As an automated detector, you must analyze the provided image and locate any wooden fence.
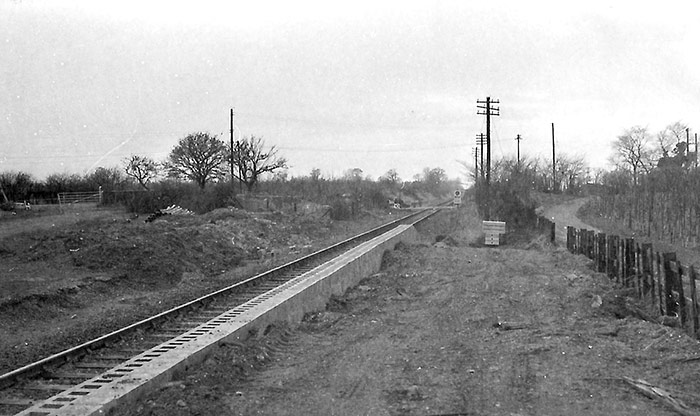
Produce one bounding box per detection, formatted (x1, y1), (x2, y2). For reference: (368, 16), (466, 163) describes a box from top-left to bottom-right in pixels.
(566, 226), (700, 338)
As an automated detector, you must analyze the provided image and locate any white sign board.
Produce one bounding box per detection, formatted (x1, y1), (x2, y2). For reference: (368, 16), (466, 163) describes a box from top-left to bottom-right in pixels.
(482, 221), (506, 234)
(482, 221), (506, 246)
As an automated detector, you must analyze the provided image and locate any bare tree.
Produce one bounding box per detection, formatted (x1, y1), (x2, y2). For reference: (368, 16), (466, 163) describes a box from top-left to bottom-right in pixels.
(231, 135), (287, 192)
(168, 132), (227, 189)
(557, 154), (588, 193)
(124, 155), (159, 190)
(656, 121), (688, 157)
(610, 126), (653, 186)
(379, 168), (401, 189)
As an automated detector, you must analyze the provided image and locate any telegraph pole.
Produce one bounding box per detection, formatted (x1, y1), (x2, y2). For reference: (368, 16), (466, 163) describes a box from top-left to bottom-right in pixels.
(477, 97), (500, 185)
(230, 108), (235, 185)
(473, 147), (479, 182)
(551, 123), (556, 192)
(515, 134), (523, 166)
(476, 133), (486, 180)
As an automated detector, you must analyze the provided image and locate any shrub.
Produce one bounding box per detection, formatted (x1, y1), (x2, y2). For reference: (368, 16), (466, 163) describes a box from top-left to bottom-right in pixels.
(328, 197), (353, 220)
(474, 181), (537, 229)
(0, 202), (15, 212)
(119, 181), (238, 214)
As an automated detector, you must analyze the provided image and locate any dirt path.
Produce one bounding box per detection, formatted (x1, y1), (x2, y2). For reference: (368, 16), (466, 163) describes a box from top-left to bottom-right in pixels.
(543, 197), (599, 244)
(111, 204), (700, 416)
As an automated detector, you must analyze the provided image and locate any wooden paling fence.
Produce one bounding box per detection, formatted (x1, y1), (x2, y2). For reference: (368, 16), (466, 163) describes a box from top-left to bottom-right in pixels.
(566, 226), (700, 338)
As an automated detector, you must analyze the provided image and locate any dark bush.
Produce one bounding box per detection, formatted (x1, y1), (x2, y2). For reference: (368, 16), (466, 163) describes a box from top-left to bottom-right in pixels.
(474, 181), (537, 229)
(114, 181), (237, 214)
(328, 197), (353, 220)
(0, 202), (15, 212)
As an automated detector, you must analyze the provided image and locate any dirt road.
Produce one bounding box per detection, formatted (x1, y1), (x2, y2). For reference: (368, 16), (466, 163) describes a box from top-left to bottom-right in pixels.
(543, 197), (599, 244)
(112, 202), (700, 416)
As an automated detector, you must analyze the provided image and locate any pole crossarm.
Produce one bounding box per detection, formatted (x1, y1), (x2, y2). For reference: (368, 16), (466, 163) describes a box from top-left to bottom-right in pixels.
(476, 97), (500, 187)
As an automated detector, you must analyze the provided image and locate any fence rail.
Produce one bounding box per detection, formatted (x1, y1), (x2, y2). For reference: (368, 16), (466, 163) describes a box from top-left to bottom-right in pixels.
(566, 226), (700, 338)
(57, 188), (103, 207)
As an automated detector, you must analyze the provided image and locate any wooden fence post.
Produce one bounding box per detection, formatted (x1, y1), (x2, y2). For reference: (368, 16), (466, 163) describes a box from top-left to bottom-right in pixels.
(656, 252), (664, 315)
(577, 229), (584, 255)
(662, 253), (678, 316)
(633, 243), (641, 298)
(611, 236), (619, 282)
(595, 233), (605, 273)
(601, 233), (607, 271)
(605, 234), (611, 278)
(689, 265), (699, 338)
(627, 239), (636, 288)
(549, 220), (555, 244)
(618, 238), (624, 286)
(676, 262), (687, 328)
(641, 243), (653, 300)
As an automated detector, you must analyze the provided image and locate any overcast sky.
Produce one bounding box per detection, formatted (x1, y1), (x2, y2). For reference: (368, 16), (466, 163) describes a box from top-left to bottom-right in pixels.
(2, 0), (699, 183)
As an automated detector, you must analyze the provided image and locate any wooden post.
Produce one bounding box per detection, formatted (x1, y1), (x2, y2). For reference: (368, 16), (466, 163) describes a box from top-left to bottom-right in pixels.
(618, 239), (624, 286)
(656, 252), (664, 315)
(595, 233), (601, 272)
(625, 239), (635, 288)
(611, 236), (619, 282)
(605, 234), (611, 278)
(677, 262), (687, 329)
(566, 226), (572, 251)
(549, 220), (555, 244)
(599, 233), (607, 273)
(641, 243), (653, 299)
(662, 253), (678, 316)
(594, 233), (599, 271)
(633, 243), (641, 298)
(576, 229), (583, 255)
(689, 265), (699, 337)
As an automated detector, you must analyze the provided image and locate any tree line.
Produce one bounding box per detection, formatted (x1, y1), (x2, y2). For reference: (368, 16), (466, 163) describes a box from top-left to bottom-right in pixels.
(1, 131), (459, 214)
(0, 132), (287, 204)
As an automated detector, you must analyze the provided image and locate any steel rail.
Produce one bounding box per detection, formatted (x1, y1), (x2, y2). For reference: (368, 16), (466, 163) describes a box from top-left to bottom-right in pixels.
(0, 206), (441, 389)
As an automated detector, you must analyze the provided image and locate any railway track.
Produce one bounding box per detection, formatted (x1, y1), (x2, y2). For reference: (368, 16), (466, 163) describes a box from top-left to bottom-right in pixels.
(0, 206), (447, 415)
